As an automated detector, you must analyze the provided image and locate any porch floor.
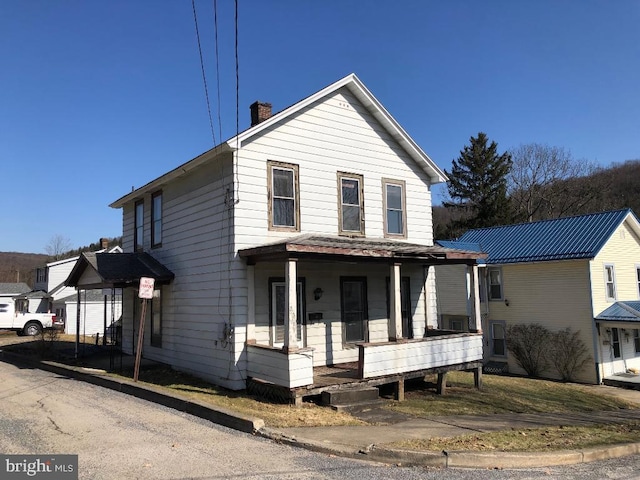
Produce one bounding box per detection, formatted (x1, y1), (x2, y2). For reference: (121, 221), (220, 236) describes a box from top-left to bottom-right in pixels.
(603, 372), (640, 390)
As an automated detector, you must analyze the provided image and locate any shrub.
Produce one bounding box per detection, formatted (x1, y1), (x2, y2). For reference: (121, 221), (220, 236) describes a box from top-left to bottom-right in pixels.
(549, 328), (591, 382)
(506, 323), (550, 377)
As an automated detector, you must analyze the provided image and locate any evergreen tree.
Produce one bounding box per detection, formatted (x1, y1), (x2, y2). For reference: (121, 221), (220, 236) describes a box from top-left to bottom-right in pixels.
(444, 132), (513, 235)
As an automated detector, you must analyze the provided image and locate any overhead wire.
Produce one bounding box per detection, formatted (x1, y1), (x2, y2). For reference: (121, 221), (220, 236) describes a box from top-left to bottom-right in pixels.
(213, 0), (223, 143)
(192, 0), (217, 145)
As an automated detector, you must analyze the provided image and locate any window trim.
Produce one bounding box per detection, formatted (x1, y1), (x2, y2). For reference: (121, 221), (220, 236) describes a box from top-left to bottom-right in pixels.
(604, 264), (617, 301)
(636, 265), (640, 299)
(611, 327), (621, 358)
(382, 178), (407, 238)
(487, 267), (503, 301)
(267, 161), (300, 231)
(337, 172), (365, 236)
(489, 320), (507, 357)
(150, 287), (162, 348)
(151, 190), (162, 248)
(134, 199), (144, 252)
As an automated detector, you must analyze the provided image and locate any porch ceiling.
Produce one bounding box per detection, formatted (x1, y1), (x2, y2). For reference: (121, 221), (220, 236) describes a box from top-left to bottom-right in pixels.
(238, 234), (486, 265)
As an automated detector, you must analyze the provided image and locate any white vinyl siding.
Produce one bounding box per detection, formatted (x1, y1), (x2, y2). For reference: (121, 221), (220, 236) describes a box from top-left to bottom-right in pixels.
(120, 154), (247, 390)
(233, 87), (435, 248)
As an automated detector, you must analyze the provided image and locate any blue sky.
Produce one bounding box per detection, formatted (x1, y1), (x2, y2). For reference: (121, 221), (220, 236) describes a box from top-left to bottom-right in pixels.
(1, 1), (639, 253)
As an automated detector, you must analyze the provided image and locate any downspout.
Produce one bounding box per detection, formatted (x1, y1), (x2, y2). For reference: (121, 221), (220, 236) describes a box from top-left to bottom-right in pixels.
(588, 259), (602, 384)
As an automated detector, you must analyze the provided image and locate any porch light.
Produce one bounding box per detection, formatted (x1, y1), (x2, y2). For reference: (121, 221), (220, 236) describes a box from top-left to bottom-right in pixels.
(504, 299), (510, 307)
(314, 288), (323, 300)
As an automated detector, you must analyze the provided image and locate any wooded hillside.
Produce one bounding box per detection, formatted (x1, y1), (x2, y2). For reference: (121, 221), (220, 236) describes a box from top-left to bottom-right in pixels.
(0, 252), (49, 287)
(434, 159), (640, 239)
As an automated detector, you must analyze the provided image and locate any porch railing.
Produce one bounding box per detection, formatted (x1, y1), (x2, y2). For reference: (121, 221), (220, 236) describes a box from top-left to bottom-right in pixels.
(358, 332), (483, 379)
(246, 344), (314, 388)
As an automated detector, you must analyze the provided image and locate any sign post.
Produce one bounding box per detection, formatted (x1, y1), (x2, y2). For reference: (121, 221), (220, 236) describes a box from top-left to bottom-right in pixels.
(133, 277), (155, 382)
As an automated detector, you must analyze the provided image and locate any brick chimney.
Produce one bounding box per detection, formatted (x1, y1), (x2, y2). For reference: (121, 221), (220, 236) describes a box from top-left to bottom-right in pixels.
(250, 101), (272, 126)
(100, 238), (109, 250)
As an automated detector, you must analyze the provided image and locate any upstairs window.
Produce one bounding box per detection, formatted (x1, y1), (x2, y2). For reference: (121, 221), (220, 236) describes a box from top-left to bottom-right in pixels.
(338, 172), (364, 235)
(268, 161), (299, 231)
(383, 179), (406, 238)
(488, 267), (503, 300)
(134, 200), (144, 251)
(151, 191), (162, 248)
(636, 266), (640, 299)
(36, 268), (48, 284)
(604, 264), (616, 301)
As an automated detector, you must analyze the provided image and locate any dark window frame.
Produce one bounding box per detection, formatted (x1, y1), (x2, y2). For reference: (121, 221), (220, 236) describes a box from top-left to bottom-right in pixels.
(134, 200), (144, 252)
(382, 178), (407, 238)
(490, 320), (507, 357)
(150, 287), (162, 348)
(151, 191), (162, 248)
(340, 276), (369, 344)
(337, 172), (365, 236)
(267, 161), (300, 231)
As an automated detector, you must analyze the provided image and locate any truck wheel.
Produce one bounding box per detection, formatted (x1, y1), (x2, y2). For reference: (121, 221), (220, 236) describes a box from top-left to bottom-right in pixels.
(23, 322), (42, 336)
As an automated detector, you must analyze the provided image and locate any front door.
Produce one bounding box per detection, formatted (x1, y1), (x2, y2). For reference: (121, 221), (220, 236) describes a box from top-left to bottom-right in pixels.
(270, 279), (305, 348)
(341, 277), (368, 343)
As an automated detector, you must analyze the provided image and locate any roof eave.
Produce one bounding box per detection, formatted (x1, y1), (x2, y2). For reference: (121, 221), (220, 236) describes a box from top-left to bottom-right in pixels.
(227, 73), (448, 185)
(110, 143), (232, 209)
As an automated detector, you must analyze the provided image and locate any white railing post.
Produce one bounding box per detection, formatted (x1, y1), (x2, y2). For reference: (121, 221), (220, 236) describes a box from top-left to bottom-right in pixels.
(390, 263), (403, 340)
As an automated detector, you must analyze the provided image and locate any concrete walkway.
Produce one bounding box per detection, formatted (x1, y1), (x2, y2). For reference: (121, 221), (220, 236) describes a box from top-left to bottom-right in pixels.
(2, 347), (640, 469)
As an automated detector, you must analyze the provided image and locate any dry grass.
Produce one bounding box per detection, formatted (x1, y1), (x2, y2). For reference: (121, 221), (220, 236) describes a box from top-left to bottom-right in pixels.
(384, 371), (635, 417)
(115, 367), (365, 428)
(390, 421), (640, 452)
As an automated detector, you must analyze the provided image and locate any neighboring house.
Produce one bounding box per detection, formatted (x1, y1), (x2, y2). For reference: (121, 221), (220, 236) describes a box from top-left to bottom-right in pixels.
(436, 209), (640, 384)
(66, 74), (484, 402)
(32, 240), (123, 335)
(0, 283), (31, 301)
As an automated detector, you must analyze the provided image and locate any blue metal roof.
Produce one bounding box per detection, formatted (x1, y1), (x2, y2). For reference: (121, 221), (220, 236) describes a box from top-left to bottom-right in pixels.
(596, 301), (640, 322)
(457, 209), (635, 264)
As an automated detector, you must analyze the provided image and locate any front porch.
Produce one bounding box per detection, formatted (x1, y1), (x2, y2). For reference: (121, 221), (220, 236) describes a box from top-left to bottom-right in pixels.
(246, 330), (484, 405)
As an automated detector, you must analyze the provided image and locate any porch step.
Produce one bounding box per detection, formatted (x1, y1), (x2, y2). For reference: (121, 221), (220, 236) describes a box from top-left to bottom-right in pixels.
(321, 387), (380, 410)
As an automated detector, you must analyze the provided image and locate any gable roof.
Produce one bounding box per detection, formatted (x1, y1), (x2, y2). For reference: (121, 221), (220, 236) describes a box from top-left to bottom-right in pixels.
(0, 282), (32, 296)
(110, 73), (446, 209)
(65, 252), (174, 289)
(456, 209), (639, 264)
(596, 301), (640, 322)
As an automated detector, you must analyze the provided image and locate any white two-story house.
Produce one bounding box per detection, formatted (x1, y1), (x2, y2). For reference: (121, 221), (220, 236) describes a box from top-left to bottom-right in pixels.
(66, 74), (484, 403)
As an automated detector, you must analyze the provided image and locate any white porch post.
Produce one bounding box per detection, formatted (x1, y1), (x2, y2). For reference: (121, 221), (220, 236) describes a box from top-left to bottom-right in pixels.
(246, 265), (256, 344)
(465, 266), (472, 330)
(390, 263), (403, 340)
(284, 258), (298, 352)
(472, 264), (482, 333)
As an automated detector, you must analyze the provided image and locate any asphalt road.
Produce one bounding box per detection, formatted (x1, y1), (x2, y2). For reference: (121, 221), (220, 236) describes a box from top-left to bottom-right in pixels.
(1, 360), (640, 480)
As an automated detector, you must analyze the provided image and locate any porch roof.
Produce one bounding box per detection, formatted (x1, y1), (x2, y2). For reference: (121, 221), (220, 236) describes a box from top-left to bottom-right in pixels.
(238, 234), (486, 265)
(596, 301), (640, 323)
(65, 252), (175, 290)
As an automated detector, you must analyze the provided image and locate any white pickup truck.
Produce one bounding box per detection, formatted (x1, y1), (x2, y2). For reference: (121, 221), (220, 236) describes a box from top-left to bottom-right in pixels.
(0, 298), (61, 336)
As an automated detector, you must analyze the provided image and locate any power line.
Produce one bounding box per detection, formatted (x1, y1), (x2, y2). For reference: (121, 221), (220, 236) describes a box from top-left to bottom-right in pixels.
(213, 0), (223, 143)
(192, 0), (216, 145)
